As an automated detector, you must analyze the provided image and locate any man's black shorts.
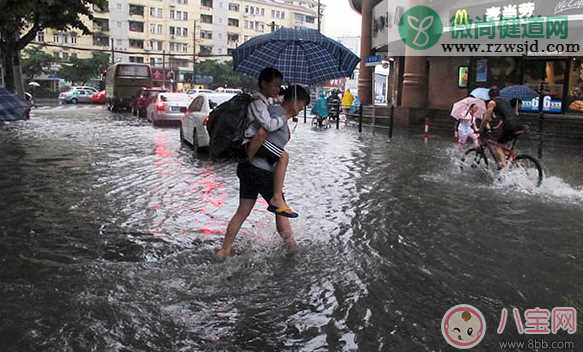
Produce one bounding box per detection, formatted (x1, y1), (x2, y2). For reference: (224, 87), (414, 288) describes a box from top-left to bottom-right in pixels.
(237, 161), (274, 201)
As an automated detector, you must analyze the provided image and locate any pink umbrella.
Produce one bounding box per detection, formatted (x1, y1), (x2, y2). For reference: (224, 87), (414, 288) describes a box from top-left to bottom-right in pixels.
(450, 97), (486, 121)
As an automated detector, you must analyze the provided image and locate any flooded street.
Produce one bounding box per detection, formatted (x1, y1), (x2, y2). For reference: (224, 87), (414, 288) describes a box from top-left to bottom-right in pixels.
(1, 105), (582, 351)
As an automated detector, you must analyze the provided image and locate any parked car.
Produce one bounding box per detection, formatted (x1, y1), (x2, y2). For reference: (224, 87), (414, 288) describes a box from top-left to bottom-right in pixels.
(105, 63), (152, 112)
(215, 87), (242, 94)
(132, 87), (167, 118)
(146, 92), (194, 127)
(180, 93), (235, 151)
(59, 87), (98, 104)
(187, 88), (214, 95)
(90, 90), (107, 104)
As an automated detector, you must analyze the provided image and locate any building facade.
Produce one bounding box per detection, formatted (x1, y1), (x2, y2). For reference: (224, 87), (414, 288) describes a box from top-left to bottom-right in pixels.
(32, 0), (320, 73)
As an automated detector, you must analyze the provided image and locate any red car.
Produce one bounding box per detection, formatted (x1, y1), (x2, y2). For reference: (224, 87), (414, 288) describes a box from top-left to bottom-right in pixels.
(91, 90), (106, 104)
(132, 87), (167, 118)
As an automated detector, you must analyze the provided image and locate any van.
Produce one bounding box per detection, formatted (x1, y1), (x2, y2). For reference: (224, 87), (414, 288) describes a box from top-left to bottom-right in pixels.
(105, 63), (152, 112)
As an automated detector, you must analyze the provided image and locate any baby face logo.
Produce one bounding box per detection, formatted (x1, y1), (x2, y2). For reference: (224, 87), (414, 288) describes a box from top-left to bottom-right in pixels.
(442, 304), (487, 349)
(398, 5), (443, 50)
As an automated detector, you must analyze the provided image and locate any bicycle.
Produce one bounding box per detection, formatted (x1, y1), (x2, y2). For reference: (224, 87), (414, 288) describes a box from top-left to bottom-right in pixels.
(460, 129), (544, 187)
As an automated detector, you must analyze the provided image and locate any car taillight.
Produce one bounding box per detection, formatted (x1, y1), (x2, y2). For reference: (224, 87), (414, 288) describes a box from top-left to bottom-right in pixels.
(156, 102), (165, 112)
(203, 116), (209, 126)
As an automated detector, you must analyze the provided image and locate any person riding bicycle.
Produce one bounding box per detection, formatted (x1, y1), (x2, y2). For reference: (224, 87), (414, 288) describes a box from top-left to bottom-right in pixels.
(479, 87), (526, 169)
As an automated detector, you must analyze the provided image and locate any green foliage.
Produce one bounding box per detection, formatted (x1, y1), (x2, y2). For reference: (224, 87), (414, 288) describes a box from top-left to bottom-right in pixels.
(194, 60), (256, 90)
(0, 0), (107, 50)
(21, 46), (56, 80)
(58, 52), (110, 84)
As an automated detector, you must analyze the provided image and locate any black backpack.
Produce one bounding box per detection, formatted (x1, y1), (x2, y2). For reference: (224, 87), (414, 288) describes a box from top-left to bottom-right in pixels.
(207, 93), (255, 159)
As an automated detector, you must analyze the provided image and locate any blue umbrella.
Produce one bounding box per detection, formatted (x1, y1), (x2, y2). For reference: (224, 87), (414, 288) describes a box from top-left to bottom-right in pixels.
(470, 87), (491, 101)
(233, 28), (360, 85)
(0, 88), (30, 121)
(500, 85), (539, 101)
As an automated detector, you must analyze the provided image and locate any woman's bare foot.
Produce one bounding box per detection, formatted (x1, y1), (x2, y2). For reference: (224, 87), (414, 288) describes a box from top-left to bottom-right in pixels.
(216, 247), (233, 258)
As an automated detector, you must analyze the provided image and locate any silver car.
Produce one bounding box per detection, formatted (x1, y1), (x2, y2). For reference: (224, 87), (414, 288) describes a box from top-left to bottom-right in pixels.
(180, 93), (235, 152)
(58, 87), (98, 104)
(146, 93), (194, 127)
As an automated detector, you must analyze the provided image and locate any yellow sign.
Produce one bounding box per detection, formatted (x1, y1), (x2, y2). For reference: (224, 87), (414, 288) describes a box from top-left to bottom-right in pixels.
(453, 9), (470, 26)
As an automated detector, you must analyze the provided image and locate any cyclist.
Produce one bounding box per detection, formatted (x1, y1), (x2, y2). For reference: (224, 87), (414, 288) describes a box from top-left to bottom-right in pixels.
(479, 87), (526, 169)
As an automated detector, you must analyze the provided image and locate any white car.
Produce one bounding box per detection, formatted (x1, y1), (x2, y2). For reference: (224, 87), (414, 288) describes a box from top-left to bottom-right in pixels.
(146, 92), (194, 127)
(215, 87), (242, 94)
(187, 88), (214, 95)
(59, 86), (99, 104)
(180, 93), (235, 152)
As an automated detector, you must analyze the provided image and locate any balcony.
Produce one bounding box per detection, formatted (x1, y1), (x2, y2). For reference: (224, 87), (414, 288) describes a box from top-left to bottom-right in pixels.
(129, 4), (145, 17)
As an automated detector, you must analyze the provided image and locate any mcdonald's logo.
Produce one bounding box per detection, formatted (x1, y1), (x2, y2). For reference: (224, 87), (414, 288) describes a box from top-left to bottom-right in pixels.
(453, 9), (470, 26)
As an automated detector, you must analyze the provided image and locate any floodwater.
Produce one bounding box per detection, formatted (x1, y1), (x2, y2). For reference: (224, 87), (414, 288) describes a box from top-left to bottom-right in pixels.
(1, 105), (582, 351)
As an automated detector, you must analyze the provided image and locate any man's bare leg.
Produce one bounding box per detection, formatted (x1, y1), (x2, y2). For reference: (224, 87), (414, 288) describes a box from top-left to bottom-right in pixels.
(495, 146), (507, 169)
(216, 198), (256, 257)
(247, 128), (268, 159)
(276, 215), (297, 253)
(270, 151), (290, 209)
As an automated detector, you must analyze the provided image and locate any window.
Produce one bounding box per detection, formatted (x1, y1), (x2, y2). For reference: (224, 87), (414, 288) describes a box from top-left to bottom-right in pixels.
(157, 24), (163, 34)
(70, 33), (77, 44)
(272, 10), (275, 18)
(201, 30), (213, 39)
(118, 65), (149, 77)
(227, 33), (239, 42)
(93, 35), (109, 47)
(250, 7), (254, 15)
(281, 11), (285, 19)
(189, 96), (205, 112)
(170, 10), (175, 19)
(150, 24), (156, 33)
(150, 40), (162, 51)
(183, 11), (188, 20)
(228, 18), (239, 27)
(183, 28), (188, 37)
(229, 3), (239, 11)
(305, 16), (315, 24)
(36, 31), (44, 42)
(261, 8), (264, 16)
(93, 2), (108, 13)
(177, 0), (188, 4)
(150, 7), (162, 17)
(94, 18), (109, 32)
(129, 21), (144, 32)
(62, 52), (69, 59)
(129, 56), (144, 63)
(201, 0), (212, 7)
(129, 4), (144, 16)
(244, 20), (249, 29)
(201, 14), (213, 24)
(227, 48), (235, 55)
(200, 46), (212, 55)
(129, 39), (144, 49)
(169, 26), (175, 35)
(245, 6), (249, 14)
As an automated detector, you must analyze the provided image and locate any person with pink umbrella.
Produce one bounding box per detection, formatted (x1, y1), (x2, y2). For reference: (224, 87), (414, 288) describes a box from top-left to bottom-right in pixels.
(450, 97), (486, 148)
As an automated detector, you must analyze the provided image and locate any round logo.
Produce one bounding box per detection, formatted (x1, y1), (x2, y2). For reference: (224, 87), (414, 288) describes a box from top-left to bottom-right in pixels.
(441, 304), (486, 349)
(398, 5), (443, 50)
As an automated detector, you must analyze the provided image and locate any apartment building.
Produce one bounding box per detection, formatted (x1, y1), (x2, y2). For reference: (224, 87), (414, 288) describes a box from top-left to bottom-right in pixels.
(31, 0), (322, 82)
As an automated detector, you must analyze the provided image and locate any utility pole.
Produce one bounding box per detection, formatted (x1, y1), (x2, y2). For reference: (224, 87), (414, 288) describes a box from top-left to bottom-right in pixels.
(110, 38), (115, 63)
(162, 50), (166, 89)
(192, 19), (197, 89)
(317, 0), (321, 32)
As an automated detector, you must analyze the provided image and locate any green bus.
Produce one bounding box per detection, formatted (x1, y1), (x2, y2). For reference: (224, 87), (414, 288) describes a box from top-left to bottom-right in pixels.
(105, 63), (152, 112)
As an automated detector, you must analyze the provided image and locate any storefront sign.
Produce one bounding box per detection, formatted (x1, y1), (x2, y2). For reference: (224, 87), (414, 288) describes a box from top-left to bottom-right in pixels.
(458, 66), (469, 88)
(366, 55), (384, 67)
(520, 96), (563, 113)
(476, 59), (488, 82)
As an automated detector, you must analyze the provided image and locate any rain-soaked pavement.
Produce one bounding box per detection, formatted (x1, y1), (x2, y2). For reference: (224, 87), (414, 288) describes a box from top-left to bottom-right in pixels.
(0, 104), (582, 351)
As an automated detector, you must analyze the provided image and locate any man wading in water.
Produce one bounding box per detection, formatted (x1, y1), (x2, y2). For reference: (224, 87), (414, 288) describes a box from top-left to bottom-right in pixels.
(216, 85), (311, 257)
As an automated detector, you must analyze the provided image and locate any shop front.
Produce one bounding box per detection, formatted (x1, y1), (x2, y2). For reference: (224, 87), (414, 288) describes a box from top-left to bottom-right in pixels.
(465, 56), (583, 116)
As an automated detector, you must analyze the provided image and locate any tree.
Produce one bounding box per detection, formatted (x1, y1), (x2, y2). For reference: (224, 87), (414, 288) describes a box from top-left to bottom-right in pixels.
(58, 52), (110, 85)
(0, 0), (106, 95)
(21, 46), (56, 80)
(194, 60), (256, 90)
